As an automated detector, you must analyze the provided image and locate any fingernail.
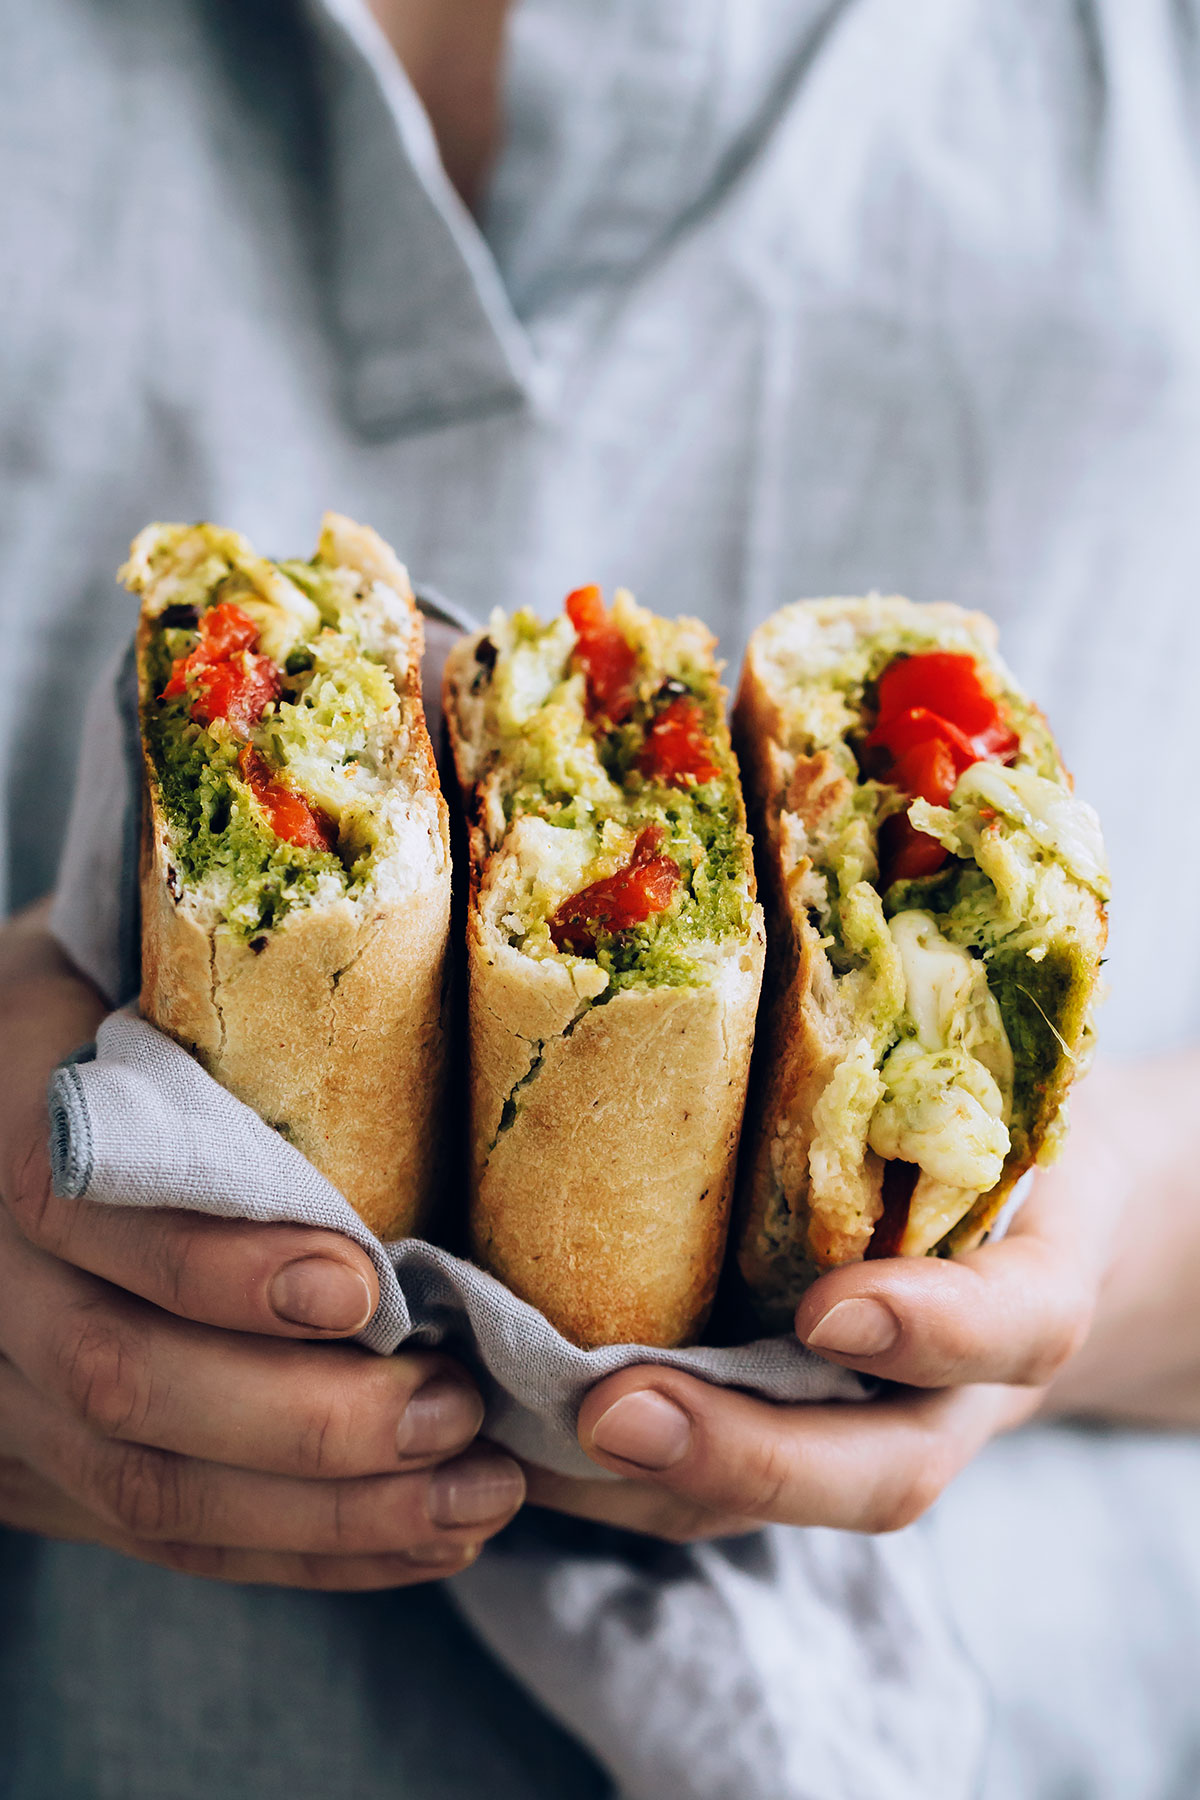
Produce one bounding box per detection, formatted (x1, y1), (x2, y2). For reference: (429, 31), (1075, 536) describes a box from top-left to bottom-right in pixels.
(268, 1258), (374, 1332)
(396, 1378), (484, 1458)
(429, 1457), (524, 1528)
(804, 1298), (900, 1358)
(589, 1391), (692, 1471)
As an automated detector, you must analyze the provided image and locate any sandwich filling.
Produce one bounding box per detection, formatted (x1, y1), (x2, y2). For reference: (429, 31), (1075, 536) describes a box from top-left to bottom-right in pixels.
(456, 586), (757, 999)
(755, 601), (1107, 1266)
(129, 522), (434, 938)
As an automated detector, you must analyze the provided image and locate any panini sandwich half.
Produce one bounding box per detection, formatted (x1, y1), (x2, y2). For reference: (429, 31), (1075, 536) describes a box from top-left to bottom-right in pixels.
(735, 597), (1108, 1326)
(128, 513), (451, 1240)
(445, 585), (765, 1348)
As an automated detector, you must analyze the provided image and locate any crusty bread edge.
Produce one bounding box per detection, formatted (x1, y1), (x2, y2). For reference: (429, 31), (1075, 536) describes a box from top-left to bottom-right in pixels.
(733, 596), (1108, 1320)
(136, 517), (453, 1241)
(444, 628), (766, 1348)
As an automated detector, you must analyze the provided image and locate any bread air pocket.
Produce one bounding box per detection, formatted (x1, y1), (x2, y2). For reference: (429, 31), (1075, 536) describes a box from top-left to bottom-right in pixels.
(734, 597), (1108, 1329)
(129, 514), (452, 1242)
(445, 587), (765, 1349)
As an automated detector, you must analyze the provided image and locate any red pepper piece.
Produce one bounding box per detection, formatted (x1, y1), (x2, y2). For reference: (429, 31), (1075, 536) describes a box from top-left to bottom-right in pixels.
(876, 652), (1018, 761)
(238, 747), (337, 853)
(550, 825), (680, 953)
(190, 654), (281, 732)
(865, 1160), (920, 1260)
(195, 601), (260, 661)
(866, 704), (976, 772)
(565, 584), (637, 725)
(162, 601), (281, 732)
(878, 813), (948, 884)
(886, 729), (973, 807)
(871, 651), (1021, 886)
(638, 696), (722, 787)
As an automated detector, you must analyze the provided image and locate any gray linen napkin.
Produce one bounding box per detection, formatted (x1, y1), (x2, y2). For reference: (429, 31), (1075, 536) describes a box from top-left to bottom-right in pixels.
(45, 623), (986, 1800)
(48, 1005), (865, 1478)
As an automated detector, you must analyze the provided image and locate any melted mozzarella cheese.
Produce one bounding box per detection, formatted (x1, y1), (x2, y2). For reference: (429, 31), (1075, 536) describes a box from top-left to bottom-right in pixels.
(952, 762), (1109, 895)
(868, 1041), (1009, 1189)
(866, 911), (1014, 1237)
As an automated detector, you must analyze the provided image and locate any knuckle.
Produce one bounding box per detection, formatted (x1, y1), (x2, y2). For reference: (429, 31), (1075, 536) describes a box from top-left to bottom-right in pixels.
(93, 1443), (194, 1541)
(147, 1216), (201, 1316)
(1017, 1290), (1095, 1388)
(292, 1357), (416, 1478)
(293, 1390), (356, 1479)
(324, 1479), (376, 1553)
(722, 1433), (797, 1522)
(865, 1453), (949, 1535)
(654, 1498), (722, 1544)
(55, 1306), (150, 1439)
(4, 1135), (61, 1251)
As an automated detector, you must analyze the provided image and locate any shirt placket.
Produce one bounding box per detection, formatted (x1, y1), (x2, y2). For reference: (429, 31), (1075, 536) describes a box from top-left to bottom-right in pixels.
(305, 0), (540, 438)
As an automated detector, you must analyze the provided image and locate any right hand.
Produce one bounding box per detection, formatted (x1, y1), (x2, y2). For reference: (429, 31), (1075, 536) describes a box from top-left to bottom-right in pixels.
(0, 908), (524, 1588)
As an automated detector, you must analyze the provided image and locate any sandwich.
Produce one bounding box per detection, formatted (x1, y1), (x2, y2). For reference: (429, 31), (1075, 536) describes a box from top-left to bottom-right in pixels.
(126, 513), (452, 1240)
(444, 585), (765, 1348)
(735, 597), (1108, 1326)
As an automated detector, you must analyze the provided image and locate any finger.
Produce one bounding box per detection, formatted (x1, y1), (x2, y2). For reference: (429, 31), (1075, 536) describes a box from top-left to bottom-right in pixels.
(0, 1221), (483, 1478)
(521, 1464), (755, 1543)
(0, 1453), (104, 1543)
(578, 1365), (1036, 1533)
(0, 1456), (484, 1588)
(6, 1126), (382, 1337)
(793, 1179), (1095, 1389)
(0, 1355), (524, 1556)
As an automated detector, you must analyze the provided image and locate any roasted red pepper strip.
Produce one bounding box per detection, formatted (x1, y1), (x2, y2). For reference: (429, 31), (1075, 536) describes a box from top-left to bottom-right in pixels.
(878, 814), (949, 884)
(189, 656), (282, 732)
(638, 696), (722, 787)
(550, 825), (680, 953)
(565, 584), (637, 725)
(866, 705), (977, 782)
(238, 747), (337, 853)
(871, 651), (1020, 884)
(865, 1160), (920, 1260)
(162, 601), (281, 732)
(886, 727), (974, 807)
(875, 651), (1019, 761)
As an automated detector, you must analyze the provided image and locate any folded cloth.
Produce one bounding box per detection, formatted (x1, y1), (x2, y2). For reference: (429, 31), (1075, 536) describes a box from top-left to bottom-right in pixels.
(45, 619), (986, 1800)
(49, 1006), (864, 1478)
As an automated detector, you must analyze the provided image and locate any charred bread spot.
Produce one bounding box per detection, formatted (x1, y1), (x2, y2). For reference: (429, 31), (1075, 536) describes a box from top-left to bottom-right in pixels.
(249, 935), (268, 954)
(166, 864), (182, 902)
(158, 603), (201, 630)
(471, 637), (497, 692)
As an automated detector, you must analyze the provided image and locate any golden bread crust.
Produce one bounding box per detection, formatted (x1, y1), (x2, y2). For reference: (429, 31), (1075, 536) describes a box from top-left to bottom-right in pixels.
(733, 596), (1107, 1322)
(444, 625), (765, 1348)
(136, 518), (452, 1241)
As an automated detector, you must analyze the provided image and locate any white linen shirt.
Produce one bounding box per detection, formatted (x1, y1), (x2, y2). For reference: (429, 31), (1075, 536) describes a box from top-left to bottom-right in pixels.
(5, 6), (1200, 1796)
(4, 0), (1200, 1055)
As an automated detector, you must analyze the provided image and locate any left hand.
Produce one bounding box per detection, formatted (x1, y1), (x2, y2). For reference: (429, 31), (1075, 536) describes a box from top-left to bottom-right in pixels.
(527, 1076), (1129, 1540)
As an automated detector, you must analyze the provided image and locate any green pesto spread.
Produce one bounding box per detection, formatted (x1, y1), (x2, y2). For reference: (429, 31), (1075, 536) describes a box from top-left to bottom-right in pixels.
(755, 598), (1107, 1268)
(136, 526), (404, 937)
(468, 601), (755, 992)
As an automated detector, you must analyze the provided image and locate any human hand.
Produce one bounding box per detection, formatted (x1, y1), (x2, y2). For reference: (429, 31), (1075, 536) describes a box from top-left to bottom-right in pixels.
(0, 913), (524, 1588)
(527, 1090), (1126, 1541)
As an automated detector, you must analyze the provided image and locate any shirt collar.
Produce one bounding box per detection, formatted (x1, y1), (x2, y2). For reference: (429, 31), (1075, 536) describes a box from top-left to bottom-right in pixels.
(306, 0), (538, 438)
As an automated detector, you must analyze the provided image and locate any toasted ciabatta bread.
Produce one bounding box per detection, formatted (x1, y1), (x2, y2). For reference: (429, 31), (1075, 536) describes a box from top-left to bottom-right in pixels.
(445, 586), (765, 1348)
(128, 514), (451, 1240)
(735, 597), (1108, 1327)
